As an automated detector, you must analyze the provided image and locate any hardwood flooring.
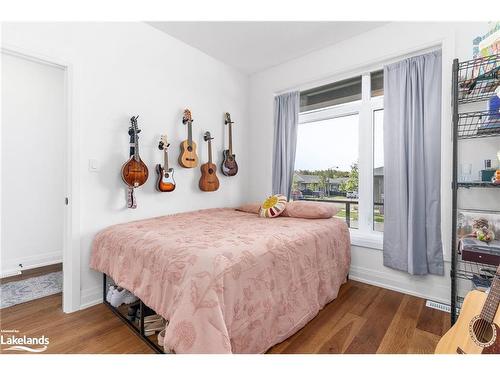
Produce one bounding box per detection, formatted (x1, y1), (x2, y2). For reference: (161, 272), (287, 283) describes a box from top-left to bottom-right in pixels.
(0, 280), (449, 354)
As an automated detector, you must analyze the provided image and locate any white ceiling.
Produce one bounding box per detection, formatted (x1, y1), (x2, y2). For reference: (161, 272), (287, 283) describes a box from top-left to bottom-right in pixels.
(147, 22), (389, 75)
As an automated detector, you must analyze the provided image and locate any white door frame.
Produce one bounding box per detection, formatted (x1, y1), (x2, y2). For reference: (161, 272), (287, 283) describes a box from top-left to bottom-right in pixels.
(1, 45), (81, 313)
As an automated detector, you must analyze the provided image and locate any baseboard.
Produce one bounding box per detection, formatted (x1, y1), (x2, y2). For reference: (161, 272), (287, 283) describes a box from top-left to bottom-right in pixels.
(80, 286), (103, 310)
(1, 251), (62, 278)
(349, 264), (450, 305)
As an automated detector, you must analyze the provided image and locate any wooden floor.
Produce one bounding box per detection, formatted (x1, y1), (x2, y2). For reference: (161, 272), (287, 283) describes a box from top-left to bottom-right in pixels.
(0, 280), (449, 354)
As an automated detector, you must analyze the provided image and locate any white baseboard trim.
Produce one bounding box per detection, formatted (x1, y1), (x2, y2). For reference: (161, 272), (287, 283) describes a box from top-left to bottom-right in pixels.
(1, 251), (62, 278)
(349, 264), (450, 305)
(80, 286), (103, 310)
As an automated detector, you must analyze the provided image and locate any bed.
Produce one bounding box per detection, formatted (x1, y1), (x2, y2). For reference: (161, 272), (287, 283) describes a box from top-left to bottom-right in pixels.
(90, 208), (351, 353)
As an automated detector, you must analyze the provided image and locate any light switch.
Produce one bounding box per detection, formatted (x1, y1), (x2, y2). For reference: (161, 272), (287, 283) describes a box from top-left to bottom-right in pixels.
(88, 158), (100, 172)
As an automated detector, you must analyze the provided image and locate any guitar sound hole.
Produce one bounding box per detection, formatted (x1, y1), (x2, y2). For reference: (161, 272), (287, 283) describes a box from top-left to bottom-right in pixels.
(208, 168), (214, 174)
(187, 146), (193, 152)
(471, 318), (495, 345)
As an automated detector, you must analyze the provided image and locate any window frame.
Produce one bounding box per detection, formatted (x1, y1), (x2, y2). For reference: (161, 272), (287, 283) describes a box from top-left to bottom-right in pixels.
(298, 72), (384, 249)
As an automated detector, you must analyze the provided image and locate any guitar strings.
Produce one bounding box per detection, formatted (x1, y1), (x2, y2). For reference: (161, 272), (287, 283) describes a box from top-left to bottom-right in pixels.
(475, 275), (499, 343)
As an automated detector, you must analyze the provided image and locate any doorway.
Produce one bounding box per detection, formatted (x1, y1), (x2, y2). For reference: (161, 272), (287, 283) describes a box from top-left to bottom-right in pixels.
(1, 50), (67, 310)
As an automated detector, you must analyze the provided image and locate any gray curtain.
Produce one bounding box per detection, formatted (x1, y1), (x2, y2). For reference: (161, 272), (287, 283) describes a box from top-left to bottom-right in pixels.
(383, 50), (444, 276)
(272, 91), (300, 199)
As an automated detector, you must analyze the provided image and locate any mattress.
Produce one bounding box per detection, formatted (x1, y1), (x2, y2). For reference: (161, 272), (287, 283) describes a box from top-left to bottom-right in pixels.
(90, 208), (351, 353)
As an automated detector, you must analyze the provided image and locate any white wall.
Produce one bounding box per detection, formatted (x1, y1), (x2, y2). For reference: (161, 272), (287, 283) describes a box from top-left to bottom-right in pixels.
(1, 53), (66, 276)
(1, 22), (249, 308)
(247, 22), (495, 304)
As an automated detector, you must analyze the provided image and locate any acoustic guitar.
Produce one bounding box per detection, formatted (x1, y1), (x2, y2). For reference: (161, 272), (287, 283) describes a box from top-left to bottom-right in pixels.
(178, 109), (199, 168)
(121, 115), (149, 189)
(435, 265), (500, 354)
(199, 131), (220, 192)
(155, 135), (176, 192)
(221, 112), (238, 176)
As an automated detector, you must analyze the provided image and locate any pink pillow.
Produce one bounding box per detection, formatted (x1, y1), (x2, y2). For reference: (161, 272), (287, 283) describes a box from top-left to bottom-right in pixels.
(282, 201), (338, 219)
(235, 202), (261, 214)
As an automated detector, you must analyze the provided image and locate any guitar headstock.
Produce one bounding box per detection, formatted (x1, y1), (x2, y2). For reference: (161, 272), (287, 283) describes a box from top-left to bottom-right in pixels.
(224, 112), (233, 125)
(158, 134), (170, 151)
(203, 131), (214, 142)
(130, 115), (139, 132)
(182, 109), (193, 125)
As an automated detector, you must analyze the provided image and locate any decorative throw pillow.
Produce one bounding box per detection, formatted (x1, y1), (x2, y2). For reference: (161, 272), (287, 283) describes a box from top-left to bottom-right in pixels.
(281, 201), (339, 219)
(235, 202), (261, 214)
(259, 195), (287, 218)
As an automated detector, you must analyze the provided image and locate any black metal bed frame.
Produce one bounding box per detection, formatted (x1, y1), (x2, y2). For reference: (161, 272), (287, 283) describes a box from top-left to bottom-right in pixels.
(102, 273), (164, 353)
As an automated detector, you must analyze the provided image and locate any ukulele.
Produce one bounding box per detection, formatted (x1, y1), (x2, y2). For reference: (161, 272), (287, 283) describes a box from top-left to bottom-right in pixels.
(178, 109), (199, 168)
(221, 112), (238, 176)
(435, 265), (500, 354)
(156, 135), (176, 192)
(121, 116), (149, 201)
(199, 131), (220, 192)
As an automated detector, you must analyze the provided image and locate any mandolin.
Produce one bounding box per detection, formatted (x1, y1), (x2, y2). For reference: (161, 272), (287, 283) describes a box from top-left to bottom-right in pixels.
(199, 131), (220, 192)
(221, 112), (238, 176)
(178, 109), (199, 168)
(121, 116), (149, 189)
(435, 265), (500, 354)
(156, 135), (176, 192)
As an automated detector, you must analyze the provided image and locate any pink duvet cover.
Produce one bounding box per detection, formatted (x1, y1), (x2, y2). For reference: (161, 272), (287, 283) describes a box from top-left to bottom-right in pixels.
(90, 208), (350, 353)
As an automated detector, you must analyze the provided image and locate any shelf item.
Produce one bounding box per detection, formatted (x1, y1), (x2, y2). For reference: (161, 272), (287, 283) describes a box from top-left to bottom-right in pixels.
(457, 181), (500, 188)
(471, 274), (492, 291)
(457, 110), (500, 139)
(454, 258), (497, 281)
(103, 274), (164, 354)
(459, 238), (500, 266)
(457, 55), (499, 104)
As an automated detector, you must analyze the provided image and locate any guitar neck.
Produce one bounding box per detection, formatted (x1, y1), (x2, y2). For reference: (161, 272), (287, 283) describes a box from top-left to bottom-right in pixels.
(134, 132), (139, 161)
(129, 131), (135, 157)
(188, 122), (193, 146)
(228, 122), (233, 155)
(164, 148), (170, 170)
(208, 140), (213, 164)
(480, 268), (500, 322)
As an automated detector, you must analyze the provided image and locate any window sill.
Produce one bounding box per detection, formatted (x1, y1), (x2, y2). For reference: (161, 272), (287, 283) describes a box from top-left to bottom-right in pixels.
(349, 229), (383, 250)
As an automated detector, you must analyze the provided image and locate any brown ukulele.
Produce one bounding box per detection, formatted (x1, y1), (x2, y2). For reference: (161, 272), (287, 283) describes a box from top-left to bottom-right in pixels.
(435, 265), (500, 354)
(199, 131), (220, 192)
(155, 135), (176, 192)
(221, 112), (238, 176)
(121, 116), (149, 190)
(178, 109), (199, 168)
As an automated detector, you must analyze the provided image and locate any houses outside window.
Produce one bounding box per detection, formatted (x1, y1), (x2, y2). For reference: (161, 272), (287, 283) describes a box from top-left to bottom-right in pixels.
(294, 70), (384, 237)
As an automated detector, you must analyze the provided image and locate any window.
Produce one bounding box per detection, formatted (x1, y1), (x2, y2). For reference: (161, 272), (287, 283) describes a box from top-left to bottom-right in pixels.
(294, 114), (359, 228)
(370, 70), (384, 97)
(373, 109), (384, 232)
(294, 70), (384, 238)
(300, 76), (362, 112)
